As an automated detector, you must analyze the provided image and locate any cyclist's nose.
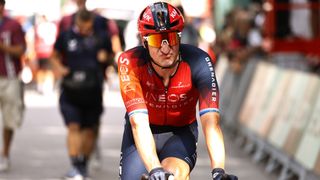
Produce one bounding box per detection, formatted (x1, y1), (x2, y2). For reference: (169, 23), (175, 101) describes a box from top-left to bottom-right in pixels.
(160, 39), (170, 54)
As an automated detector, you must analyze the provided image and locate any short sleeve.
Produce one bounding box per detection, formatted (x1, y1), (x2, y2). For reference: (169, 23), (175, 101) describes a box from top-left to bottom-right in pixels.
(118, 52), (148, 117)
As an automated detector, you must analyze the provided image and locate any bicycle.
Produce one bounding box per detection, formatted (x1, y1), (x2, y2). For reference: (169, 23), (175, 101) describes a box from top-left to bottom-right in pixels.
(141, 173), (174, 180)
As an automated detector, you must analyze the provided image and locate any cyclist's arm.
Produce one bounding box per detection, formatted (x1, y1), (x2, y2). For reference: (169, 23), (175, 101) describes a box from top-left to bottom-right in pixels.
(192, 51), (225, 169)
(130, 113), (162, 171)
(118, 52), (161, 172)
(200, 112), (225, 169)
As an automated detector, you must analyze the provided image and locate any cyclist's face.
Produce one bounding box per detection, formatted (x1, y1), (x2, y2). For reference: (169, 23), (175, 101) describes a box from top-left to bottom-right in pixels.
(147, 33), (180, 68)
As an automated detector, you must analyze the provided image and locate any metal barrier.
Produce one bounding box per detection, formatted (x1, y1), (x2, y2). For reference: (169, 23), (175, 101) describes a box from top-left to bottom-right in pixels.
(218, 55), (320, 180)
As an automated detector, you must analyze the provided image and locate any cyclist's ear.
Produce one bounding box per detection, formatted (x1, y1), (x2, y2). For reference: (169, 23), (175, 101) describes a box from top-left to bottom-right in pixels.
(141, 38), (148, 49)
(143, 40), (148, 49)
(139, 34), (148, 49)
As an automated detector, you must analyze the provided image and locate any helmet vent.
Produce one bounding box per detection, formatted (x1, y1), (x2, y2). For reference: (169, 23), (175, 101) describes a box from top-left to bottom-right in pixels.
(170, 21), (179, 28)
(156, 11), (166, 27)
(138, 2), (184, 36)
(144, 24), (156, 30)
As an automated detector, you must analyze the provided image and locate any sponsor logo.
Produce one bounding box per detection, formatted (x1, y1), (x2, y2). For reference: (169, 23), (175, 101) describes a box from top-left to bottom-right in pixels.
(119, 56), (134, 93)
(205, 57), (218, 102)
(145, 92), (194, 109)
(171, 82), (191, 89)
(143, 12), (152, 22)
(170, 9), (178, 19)
(125, 98), (145, 108)
(146, 92), (187, 103)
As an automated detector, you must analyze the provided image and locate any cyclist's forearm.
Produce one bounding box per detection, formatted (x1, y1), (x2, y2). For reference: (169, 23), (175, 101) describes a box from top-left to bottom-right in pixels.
(130, 114), (162, 172)
(200, 112), (226, 169)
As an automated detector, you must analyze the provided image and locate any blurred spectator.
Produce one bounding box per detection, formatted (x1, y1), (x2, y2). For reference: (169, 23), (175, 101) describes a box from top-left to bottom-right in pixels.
(59, 0), (122, 75)
(214, 5), (268, 120)
(177, 5), (199, 47)
(216, 5), (267, 73)
(123, 11), (141, 50)
(176, 5), (217, 63)
(198, 19), (217, 63)
(58, 0), (120, 170)
(50, 9), (113, 179)
(34, 14), (57, 94)
(0, 0), (26, 172)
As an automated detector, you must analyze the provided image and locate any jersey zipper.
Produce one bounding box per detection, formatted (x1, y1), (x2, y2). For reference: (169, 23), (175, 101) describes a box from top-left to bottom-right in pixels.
(163, 76), (172, 125)
(164, 87), (168, 125)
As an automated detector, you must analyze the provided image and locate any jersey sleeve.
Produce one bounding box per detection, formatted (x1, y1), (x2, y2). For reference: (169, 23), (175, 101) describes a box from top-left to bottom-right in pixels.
(194, 55), (220, 116)
(118, 52), (148, 117)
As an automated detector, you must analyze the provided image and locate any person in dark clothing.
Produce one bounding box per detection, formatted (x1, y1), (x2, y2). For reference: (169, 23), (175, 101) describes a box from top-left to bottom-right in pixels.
(50, 9), (113, 180)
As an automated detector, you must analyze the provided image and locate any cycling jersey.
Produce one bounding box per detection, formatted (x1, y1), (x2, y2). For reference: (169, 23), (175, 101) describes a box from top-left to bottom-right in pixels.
(118, 44), (219, 126)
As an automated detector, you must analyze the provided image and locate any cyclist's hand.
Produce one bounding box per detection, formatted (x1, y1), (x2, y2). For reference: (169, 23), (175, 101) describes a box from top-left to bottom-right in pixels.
(211, 168), (238, 180)
(148, 167), (174, 180)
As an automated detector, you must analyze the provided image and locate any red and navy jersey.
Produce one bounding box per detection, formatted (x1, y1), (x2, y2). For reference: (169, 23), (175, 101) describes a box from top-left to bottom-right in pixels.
(118, 44), (219, 126)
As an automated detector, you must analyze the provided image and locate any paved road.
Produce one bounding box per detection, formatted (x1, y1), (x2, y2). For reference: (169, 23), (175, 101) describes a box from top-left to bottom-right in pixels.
(0, 77), (277, 180)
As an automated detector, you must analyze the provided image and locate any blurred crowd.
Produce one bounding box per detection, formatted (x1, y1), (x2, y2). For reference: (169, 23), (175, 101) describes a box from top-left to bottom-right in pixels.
(214, 2), (269, 75)
(10, 0), (320, 95)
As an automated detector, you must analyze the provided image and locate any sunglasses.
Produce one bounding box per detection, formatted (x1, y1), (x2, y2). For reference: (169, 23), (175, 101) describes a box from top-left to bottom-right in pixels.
(144, 32), (181, 48)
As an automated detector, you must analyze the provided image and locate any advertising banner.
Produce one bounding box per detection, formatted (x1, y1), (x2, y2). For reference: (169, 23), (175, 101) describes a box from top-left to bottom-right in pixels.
(268, 71), (310, 150)
(239, 62), (271, 127)
(283, 75), (320, 156)
(295, 87), (320, 172)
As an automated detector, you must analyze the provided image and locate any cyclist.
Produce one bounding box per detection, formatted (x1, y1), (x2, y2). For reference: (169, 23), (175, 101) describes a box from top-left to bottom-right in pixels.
(118, 2), (238, 180)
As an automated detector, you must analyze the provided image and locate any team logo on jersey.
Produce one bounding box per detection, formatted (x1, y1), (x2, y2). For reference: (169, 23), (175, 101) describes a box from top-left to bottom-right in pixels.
(146, 81), (155, 89)
(67, 39), (77, 52)
(119, 56), (135, 93)
(205, 57), (218, 102)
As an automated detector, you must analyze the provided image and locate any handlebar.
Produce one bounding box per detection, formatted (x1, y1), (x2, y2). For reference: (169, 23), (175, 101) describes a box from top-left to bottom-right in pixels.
(141, 173), (174, 180)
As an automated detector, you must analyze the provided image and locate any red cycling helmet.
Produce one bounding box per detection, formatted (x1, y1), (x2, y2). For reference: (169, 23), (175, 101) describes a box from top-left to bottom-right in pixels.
(138, 2), (184, 36)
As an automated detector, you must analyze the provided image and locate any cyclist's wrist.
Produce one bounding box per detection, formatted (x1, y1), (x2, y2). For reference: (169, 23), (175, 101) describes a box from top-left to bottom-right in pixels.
(211, 168), (225, 179)
(150, 167), (164, 173)
(211, 168), (238, 180)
